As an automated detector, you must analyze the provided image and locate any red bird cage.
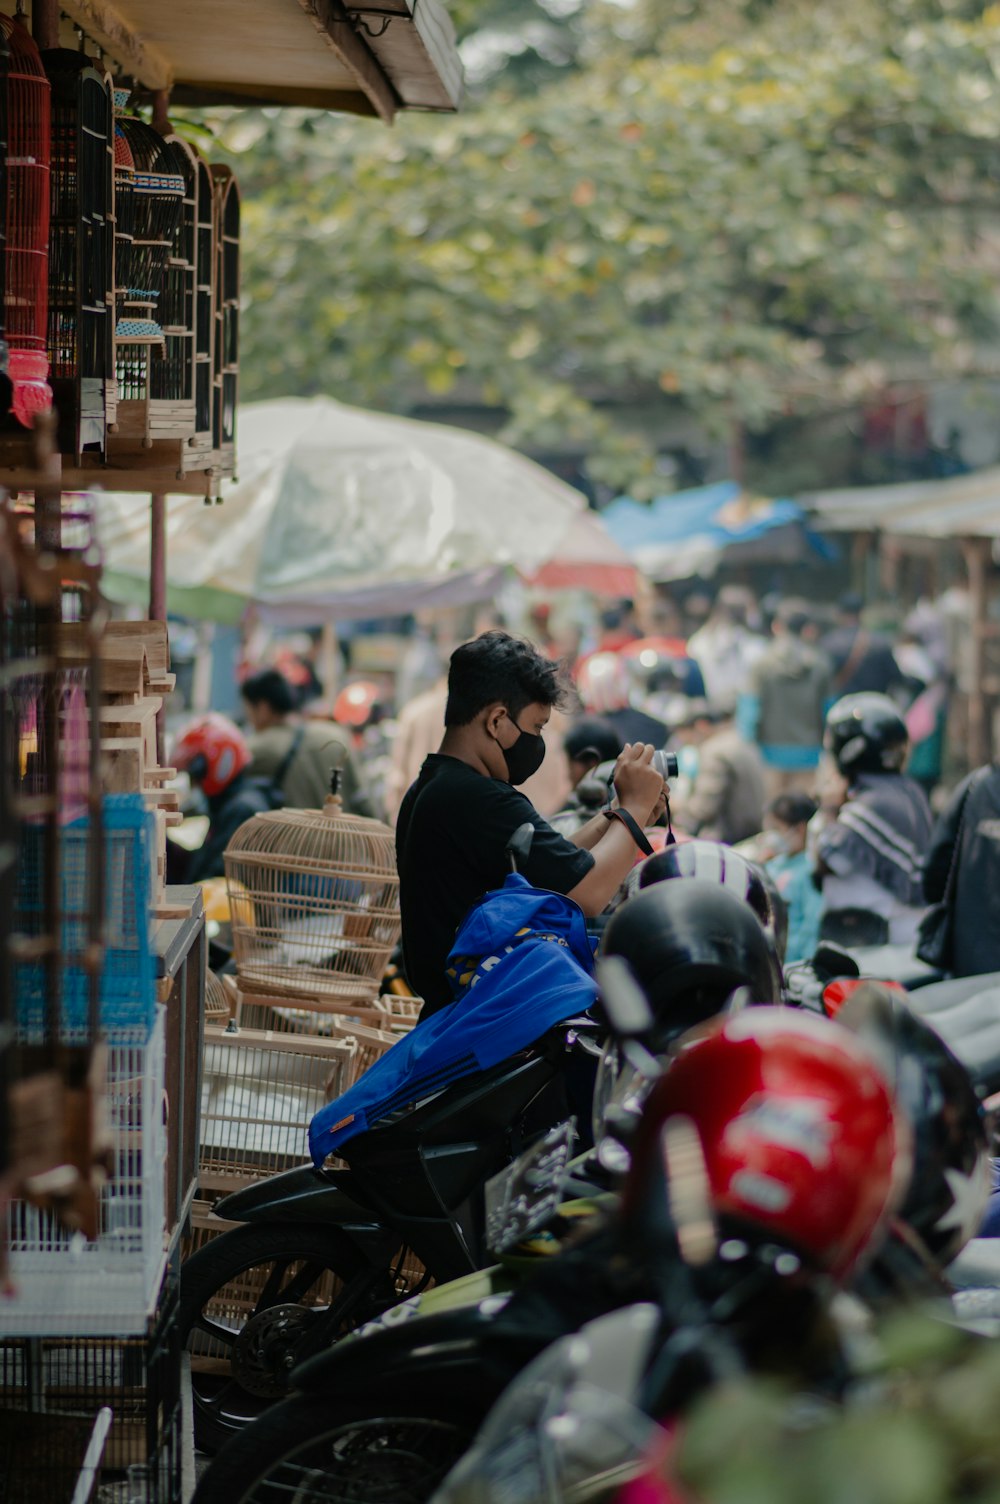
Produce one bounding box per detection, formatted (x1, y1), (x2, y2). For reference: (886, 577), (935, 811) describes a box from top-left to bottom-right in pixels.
(0, 18), (51, 428)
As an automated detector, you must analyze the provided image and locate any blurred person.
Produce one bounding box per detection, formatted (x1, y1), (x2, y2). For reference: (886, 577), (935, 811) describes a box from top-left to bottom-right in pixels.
(740, 598), (831, 797)
(576, 650), (670, 747)
(563, 715), (624, 789)
(815, 693), (932, 947)
(923, 760), (1000, 977)
(821, 591), (906, 699)
(397, 630), (667, 1017)
(686, 585), (767, 710)
(172, 714), (279, 883)
(241, 667), (373, 815)
(896, 626), (949, 797)
(385, 676), (448, 823)
(761, 792), (824, 963)
(671, 703), (766, 845)
(597, 600), (640, 653)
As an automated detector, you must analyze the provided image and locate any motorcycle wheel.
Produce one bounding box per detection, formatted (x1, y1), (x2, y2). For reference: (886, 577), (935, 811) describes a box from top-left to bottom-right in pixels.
(192, 1390), (479, 1504)
(181, 1223), (404, 1454)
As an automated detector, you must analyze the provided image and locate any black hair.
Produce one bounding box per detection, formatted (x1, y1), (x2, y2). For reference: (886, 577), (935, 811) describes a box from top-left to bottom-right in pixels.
(776, 598), (813, 636)
(241, 668), (296, 716)
(564, 715), (623, 764)
(768, 792), (817, 827)
(445, 630), (566, 727)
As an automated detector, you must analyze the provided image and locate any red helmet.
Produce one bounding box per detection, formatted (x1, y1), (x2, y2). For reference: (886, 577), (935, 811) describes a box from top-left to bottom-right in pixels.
(624, 1008), (910, 1282)
(172, 713), (250, 797)
(333, 680), (382, 728)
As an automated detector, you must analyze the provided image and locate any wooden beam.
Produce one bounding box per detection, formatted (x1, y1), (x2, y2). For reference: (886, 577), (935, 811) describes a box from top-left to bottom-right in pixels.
(297, 0), (399, 123)
(58, 0), (173, 91)
(164, 80), (379, 114)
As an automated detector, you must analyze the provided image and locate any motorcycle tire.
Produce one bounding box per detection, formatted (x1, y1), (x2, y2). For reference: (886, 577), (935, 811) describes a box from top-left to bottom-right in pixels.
(181, 1222), (403, 1454)
(192, 1388), (481, 1504)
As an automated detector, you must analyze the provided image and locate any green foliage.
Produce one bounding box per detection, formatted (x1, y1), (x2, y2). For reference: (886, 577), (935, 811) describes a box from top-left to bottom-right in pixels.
(209, 0), (1000, 494)
(677, 1311), (1000, 1504)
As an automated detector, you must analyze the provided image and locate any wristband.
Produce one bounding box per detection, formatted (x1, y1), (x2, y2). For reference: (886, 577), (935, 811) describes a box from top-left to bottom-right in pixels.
(603, 806), (655, 857)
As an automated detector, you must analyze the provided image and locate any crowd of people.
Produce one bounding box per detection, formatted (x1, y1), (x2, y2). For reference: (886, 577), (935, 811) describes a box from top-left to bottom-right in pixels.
(166, 576), (994, 980)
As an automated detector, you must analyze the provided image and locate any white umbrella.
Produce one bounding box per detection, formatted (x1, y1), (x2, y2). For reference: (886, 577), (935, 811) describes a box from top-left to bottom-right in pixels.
(97, 396), (586, 623)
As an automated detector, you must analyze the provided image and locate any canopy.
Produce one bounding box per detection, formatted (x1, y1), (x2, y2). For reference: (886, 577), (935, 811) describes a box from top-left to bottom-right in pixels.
(97, 396), (588, 624)
(803, 467), (1000, 538)
(602, 481), (832, 582)
(522, 507), (640, 597)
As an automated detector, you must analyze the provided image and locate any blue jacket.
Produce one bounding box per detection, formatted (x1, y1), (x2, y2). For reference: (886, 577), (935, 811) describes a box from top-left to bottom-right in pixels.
(309, 874), (597, 1163)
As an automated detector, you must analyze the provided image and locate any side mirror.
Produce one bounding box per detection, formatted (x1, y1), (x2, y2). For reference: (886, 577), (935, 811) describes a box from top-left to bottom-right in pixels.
(505, 822), (535, 873)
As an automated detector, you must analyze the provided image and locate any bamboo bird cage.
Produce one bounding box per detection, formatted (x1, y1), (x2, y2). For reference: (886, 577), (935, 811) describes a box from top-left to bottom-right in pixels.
(42, 51), (114, 461)
(224, 792), (400, 1005)
(1, 17), (51, 429)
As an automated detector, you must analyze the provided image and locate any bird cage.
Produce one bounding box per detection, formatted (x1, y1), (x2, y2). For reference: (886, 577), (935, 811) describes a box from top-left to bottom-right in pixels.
(224, 794), (401, 1004)
(146, 135), (210, 462)
(210, 164), (239, 481)
(0, 33), (12, 424)
(204, 968), (231, 1023)
(42, 51), (114, 461)
(1, 17), (51, 429)
(111, 101), (184, 449)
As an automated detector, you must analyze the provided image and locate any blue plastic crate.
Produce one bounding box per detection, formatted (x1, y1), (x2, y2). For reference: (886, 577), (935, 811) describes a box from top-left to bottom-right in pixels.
(14, 794), (157, 1043)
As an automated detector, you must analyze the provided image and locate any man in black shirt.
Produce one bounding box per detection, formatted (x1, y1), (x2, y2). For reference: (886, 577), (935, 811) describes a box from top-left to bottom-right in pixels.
(396, 630), (667, 1017)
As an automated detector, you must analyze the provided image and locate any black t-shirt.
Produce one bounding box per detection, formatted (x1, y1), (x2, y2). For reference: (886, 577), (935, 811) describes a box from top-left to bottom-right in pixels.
(396, 754), (595, 1017)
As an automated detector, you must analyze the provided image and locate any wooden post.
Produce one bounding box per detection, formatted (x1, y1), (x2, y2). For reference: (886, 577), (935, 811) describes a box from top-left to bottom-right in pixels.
(962, 535), (990, 771)
(31, 0), (60, 52)
(150, 493), (167, 760)
(151, 88), (171, 136)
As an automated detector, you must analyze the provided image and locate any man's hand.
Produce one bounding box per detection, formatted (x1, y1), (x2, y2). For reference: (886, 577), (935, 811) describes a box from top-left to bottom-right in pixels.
(613, 742), (667, 824)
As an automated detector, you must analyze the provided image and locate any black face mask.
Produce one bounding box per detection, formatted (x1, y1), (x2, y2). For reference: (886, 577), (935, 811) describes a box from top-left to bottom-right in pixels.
(499, 715), (547, 786)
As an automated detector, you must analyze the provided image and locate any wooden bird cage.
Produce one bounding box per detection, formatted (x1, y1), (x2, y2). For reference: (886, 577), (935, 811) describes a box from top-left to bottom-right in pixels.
(0, 32), (10, 424)
(224, 795), (401, 1004)
(1, 18), (51, 429)
(111, 102), (184, 450)
(210, 164), (239, 481)
(42, 52), (114, 462)
(146, 135), (215, 468)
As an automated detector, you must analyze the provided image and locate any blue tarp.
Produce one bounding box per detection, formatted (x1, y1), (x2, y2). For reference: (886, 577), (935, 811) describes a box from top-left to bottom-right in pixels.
(602, 481), (835, 581)
(308, 874), (598, 1163)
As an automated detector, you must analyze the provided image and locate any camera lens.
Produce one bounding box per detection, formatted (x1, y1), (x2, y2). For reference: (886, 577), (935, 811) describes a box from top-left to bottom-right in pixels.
(651, 749), (679, 781)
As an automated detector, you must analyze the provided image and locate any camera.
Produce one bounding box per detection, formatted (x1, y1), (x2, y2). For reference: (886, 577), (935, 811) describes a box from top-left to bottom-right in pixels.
(651, 749), (679, 781)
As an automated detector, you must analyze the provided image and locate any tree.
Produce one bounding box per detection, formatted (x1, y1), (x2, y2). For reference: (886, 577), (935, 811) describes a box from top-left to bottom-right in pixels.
(207, 0), (1000, 495)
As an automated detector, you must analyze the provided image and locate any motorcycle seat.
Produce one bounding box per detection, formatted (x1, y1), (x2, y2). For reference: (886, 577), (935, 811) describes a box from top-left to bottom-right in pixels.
(908, 974), (1000, 1015)
(851, 944), (943, 990)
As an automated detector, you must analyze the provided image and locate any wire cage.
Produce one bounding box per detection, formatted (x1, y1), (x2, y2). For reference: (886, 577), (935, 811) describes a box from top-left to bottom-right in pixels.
(210, 164), (239, 480)
(146, 134), (206, 459)
(14, 792), (157, 1043)
(0, 1404), (112, 1504)
(1, 17), (51, 428)
(0, 1268), (183, 1501)
(42, 51), (115, 460)
(4, 1008), (166, 1334)
(224, 795), (401, 1003)
(0, 32), (11, 423)
(198, 1022), (357, 1193)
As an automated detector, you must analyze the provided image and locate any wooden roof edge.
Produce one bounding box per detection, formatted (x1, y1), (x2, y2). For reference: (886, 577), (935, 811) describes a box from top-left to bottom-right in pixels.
(59, 0), (174, 91)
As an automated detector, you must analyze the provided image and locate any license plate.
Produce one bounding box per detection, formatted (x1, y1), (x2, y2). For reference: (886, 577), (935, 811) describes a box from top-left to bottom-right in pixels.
(484, 1119), (576, 1256)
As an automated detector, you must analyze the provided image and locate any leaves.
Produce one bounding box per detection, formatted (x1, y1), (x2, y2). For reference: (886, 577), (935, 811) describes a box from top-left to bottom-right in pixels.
(205, 0), (1000, 493)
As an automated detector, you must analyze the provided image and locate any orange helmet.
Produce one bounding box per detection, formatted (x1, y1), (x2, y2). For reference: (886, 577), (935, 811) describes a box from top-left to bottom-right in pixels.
(333, 680), (383, 728)
(172, 713), (250, 797)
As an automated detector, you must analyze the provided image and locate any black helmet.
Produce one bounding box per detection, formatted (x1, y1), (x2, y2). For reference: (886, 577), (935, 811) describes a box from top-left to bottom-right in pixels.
(838, 982), (990, 1270)
(635, 839), (788, 961)
(602, 879), (782, 1046)
(825, 693), (908, 777)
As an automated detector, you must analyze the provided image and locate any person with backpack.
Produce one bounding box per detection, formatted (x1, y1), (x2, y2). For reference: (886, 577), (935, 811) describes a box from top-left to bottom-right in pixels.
(172, 713), (287, 882)
(240, 667), (373, 816)
(923, 761), (1000, 977)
